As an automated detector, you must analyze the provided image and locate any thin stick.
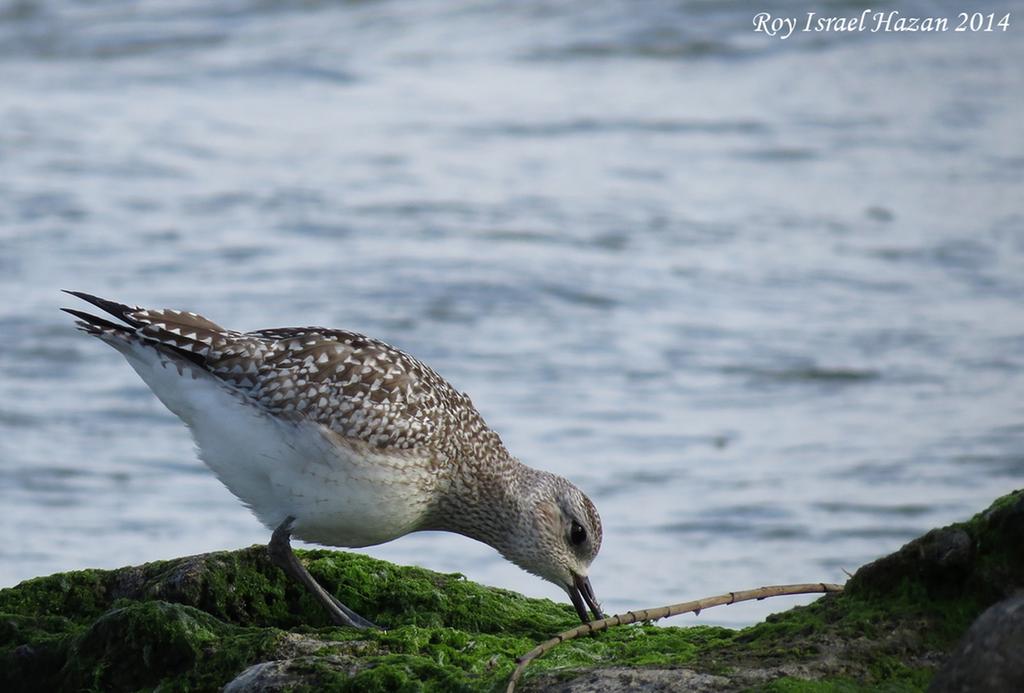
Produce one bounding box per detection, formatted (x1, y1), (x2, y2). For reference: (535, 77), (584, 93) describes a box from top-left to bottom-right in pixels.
(506, 582), (844, 693)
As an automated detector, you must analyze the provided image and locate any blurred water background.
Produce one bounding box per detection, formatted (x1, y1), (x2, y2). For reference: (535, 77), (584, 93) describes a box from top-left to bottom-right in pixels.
(1, 0), (1022, 626)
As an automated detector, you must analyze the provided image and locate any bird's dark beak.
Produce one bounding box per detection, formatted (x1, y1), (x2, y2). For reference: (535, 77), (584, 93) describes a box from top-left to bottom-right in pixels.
(568, 572), (604, 623)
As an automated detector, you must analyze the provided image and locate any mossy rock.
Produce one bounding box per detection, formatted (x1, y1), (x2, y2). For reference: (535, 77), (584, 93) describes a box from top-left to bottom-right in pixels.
(2, 489), (1021, 692)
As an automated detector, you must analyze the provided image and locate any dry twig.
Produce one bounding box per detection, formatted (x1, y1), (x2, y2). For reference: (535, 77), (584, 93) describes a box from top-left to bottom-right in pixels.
(506, 582), (844, 693)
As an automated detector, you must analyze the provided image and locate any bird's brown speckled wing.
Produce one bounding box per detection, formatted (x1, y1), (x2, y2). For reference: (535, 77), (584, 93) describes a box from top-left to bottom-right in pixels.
(124, 306), (489, 455)
(241, 326), (459, 449)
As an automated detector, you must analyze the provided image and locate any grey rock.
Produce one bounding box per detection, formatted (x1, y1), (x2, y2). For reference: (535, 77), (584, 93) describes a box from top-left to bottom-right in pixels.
(522, 668), (732, 692)
(224, 660), (301, 693)
(224, 654), (359, 692)
(929, 595), (1024, 693)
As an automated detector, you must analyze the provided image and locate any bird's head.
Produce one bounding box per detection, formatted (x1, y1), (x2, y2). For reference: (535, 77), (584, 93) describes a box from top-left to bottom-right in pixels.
(501, 471), (604, 623)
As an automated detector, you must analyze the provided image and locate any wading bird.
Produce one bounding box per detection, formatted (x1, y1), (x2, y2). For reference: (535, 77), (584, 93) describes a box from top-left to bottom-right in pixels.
(63, 291), (603, 628)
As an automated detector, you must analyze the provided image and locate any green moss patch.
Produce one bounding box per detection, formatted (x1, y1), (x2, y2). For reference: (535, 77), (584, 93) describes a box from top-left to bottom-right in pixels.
(2, 490), (1020, 692)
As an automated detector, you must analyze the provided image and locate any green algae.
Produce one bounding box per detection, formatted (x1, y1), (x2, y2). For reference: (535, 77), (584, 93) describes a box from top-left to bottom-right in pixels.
(755, 669), (934, 693)
(2, 489), (1021, 692)
(755, 678), (865, 692)
(700, 488), (1024, 691)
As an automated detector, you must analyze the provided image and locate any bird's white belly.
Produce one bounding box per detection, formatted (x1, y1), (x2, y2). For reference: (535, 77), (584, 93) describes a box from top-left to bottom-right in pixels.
(122, 344), (437, 547)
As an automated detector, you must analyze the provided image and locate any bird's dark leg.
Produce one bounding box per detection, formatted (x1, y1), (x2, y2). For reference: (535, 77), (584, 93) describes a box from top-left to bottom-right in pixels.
(268, 517), (378, 629)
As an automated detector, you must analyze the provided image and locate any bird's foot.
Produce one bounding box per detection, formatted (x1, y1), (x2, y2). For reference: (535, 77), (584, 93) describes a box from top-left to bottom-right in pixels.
(269, 516), (379, 630)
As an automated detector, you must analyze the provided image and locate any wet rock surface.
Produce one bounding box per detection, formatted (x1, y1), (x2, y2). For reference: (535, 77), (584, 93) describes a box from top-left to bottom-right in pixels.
(2, 489), (1021, 692)
(928, 595), (1024, 693)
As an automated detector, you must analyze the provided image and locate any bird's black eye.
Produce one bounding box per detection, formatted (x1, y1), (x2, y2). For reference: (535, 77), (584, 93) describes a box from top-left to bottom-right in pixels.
(570, 521), (587, 546)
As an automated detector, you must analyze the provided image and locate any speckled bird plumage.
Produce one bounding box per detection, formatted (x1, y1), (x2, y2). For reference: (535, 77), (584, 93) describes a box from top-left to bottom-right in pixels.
(132, 309), (499, 459)
(63, 292), (604, 622)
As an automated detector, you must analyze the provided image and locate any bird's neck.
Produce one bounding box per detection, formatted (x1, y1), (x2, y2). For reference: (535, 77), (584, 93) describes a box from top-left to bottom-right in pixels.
(427, 455), (538, 553)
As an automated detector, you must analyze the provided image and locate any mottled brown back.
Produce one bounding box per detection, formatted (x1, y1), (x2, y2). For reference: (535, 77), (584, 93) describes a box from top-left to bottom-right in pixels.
(124, 306), (507, 463)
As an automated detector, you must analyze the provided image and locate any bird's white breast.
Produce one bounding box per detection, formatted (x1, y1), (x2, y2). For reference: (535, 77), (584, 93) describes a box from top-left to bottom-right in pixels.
(119, 340), (438, 548)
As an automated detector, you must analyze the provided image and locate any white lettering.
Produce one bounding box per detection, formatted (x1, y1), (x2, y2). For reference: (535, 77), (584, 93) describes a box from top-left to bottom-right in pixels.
(858, 9), (872, 31)
(873, 10), (896, 32)
(753, 12), (797, 39)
